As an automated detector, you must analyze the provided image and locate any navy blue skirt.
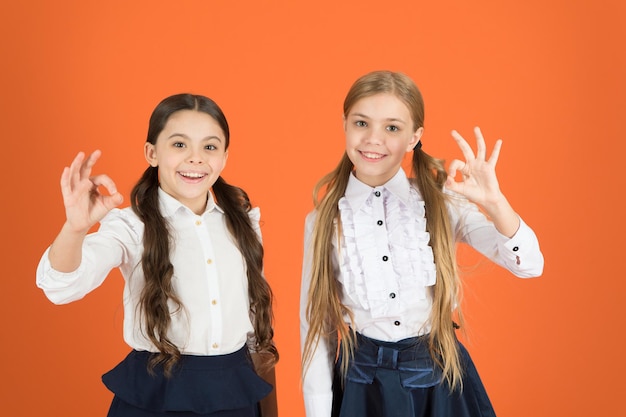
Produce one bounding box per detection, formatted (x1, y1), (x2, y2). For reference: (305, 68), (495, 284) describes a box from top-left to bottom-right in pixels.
(102, 346), (272, 417)
(331, 333), (496, 417)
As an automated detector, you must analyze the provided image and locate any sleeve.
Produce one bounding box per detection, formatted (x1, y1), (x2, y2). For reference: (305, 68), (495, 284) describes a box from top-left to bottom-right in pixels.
(450, 197), (544, 278)
(246, 206), (263, 350)
(35, 209), (138, 304)
(300, 210), (336, 417)
(248, 206), (262, 242)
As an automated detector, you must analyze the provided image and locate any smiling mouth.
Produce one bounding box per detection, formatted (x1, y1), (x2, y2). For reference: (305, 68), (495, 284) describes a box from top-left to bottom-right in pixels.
(179, 171), (207, 179)
(360, 151), (385, 160)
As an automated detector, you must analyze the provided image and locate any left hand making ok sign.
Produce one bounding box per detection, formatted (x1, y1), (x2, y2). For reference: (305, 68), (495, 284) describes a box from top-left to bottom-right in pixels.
(445, 126), (506, 208)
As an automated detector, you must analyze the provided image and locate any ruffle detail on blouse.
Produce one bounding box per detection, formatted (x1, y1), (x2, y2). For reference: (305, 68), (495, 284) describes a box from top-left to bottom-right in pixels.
(337, 186), (436, 318)
(102, 347), (272, 414)
(388, 186), (436, 290)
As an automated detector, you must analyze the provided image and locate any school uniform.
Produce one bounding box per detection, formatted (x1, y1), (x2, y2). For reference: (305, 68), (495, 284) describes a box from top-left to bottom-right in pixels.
(300, 168), (544, 417)
(37, 189), (272, 416)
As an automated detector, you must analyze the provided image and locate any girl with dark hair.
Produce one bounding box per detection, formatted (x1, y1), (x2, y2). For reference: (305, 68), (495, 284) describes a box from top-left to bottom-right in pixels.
(300, 71), (543, 417)
(36, 94), (278, 417)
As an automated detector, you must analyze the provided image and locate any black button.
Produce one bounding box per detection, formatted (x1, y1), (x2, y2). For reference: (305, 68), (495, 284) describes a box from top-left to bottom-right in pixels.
(389, 293), (396, 299)
(382, 256), (389, 261)
(512, 246), (519, 252)
(394, 321), (401, 326)
(374, 191), (381, 197)
(377, 220), (383, 226)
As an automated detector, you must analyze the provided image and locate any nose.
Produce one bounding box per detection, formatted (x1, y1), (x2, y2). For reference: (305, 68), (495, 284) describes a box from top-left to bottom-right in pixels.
(364, 127), (384, 145)
(186, 146), (204, 164)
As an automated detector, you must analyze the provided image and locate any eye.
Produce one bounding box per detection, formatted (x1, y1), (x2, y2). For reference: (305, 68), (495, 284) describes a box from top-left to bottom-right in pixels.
(355, 120), (367, 127)
(205, 144), (218, 151)
(387, 125), (399, 132)
(173, 142), (185, 148)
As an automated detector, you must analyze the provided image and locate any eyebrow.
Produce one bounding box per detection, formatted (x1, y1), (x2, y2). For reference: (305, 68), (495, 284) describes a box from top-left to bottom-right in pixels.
(350, 113), (407, 124)
(167, 133), (223, 142)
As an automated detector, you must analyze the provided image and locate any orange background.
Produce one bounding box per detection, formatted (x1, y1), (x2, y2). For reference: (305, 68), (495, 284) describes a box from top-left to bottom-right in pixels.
(1, 1), (625, 416)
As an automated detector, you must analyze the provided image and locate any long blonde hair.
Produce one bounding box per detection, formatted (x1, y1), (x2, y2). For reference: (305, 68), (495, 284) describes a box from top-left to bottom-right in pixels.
(302, 71), (464, 388)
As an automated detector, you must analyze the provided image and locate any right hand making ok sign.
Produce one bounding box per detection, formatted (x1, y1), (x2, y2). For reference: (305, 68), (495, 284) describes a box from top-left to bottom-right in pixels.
(48, 150), (124, 273)
(60, 150), (124, 234)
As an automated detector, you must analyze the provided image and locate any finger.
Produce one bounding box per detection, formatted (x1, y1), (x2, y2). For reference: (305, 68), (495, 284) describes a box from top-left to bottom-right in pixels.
(488, 139), (503, 165)
(447, 159), (466, 179)
(90, 174), (119, 196)
(474, 126), (486, 161)
(60, 166), (71, 197)
(80, 150), (102, 180)
(102, 193), (124, 210)
(444, 175), (461, 194)
(92, 173), (123, 211)
(67, 152), (87, 192)
(451, 130), (476, 161)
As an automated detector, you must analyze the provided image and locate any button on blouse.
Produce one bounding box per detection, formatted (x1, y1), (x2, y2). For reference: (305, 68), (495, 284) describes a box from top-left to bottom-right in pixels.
(300, 168), (544, 417)
(327, 168), (544, 343)
(36, 188), (262, 356)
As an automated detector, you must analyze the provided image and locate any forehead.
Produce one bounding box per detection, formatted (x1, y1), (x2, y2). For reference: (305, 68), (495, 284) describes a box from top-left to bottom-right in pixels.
(160, 110), (225, 138)
(348, 93), (411, 121)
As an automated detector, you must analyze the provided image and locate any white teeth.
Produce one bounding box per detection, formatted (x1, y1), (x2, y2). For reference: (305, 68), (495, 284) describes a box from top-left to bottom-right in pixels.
(180, 172), (205, 178)
(362, 152), (383, 159)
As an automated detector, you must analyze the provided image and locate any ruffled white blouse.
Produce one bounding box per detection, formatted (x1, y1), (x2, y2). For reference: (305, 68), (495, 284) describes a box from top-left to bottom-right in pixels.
(300, 168), (544, 417)
(338, 169), (436, 322)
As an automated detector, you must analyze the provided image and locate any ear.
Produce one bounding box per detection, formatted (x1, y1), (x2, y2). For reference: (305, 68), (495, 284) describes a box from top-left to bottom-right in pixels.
(144, 142), (158, 167)
(343, 115), (347, 132)
(406, 127), (424, 152)
(223, 149), (229, 169)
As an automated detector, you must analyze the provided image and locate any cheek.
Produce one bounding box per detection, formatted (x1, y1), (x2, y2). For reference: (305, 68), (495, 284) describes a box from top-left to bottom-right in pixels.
(345, 131), (360, 146)
(395, 136), (414, 153)
(213, 156), (227, 172)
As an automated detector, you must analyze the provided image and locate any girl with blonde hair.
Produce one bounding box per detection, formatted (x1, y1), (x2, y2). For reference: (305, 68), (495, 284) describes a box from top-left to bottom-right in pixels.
(300, 71), (543, 417)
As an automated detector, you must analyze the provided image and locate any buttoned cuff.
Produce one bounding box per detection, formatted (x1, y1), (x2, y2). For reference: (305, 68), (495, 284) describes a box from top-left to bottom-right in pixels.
(35, 248), (87, 304)
(500, 217), (534, 256)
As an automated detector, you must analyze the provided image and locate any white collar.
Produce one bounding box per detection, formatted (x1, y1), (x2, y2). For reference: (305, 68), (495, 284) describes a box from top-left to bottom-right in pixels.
(343, 168), (412, 212)
(157, 187), (223, 218)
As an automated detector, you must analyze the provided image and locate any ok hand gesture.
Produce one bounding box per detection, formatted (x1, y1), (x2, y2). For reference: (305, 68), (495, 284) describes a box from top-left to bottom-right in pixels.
(60, 150), (124, 234)
(445, 127), (505, 208)
(445, 127), (521, 237)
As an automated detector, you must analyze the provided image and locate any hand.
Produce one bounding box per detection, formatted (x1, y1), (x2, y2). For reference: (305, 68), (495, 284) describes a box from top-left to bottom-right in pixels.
(445, 126), (505, 207)
(60, 150), (123, 234)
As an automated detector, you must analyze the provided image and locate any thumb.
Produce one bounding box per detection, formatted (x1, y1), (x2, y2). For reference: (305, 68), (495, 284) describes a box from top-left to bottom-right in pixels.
(445, 177), (462, 194)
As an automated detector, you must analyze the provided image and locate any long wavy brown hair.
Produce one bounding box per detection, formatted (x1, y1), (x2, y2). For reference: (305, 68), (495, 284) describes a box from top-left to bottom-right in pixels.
(302, 71), (464, 388)
(130, 94), (278, 376)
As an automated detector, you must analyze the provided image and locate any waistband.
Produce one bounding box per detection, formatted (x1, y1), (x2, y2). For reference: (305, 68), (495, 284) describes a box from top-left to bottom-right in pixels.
(354, 332), (432, 369)
(102, 345), (272, 414)
(129, 345), (253, 371)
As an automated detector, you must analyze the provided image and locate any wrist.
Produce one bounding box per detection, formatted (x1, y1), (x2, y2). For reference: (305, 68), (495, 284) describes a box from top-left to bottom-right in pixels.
(61, 220), (92, 237)
(481, 195), (520, 238)
(481, 192), (510, 215)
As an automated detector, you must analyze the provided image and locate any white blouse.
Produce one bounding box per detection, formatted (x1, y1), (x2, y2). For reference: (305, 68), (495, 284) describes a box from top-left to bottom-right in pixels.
(37, 188), (260, 356)
(300, 168), (544, 417)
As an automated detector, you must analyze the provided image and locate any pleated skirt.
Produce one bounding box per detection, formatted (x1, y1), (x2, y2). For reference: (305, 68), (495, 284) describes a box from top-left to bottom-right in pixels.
(331, 332), (496, 417)
(102, 346), (272, 417)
